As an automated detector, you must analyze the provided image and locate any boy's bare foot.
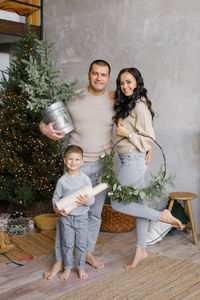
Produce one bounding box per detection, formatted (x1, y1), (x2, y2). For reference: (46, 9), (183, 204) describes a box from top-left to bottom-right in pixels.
(59, 269), (71, 280)
(86, 252), (104, 269)
(43, 260), (63, 280)
(125, 247), (148, 269)
(159, 209), (184, 230)
(78, 269), (88, 280)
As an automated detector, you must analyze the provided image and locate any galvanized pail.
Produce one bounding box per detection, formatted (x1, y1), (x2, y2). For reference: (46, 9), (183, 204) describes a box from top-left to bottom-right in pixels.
(41, 101), (75, 135)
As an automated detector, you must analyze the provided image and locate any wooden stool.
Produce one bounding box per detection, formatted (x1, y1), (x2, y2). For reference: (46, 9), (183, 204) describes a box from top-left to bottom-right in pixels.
(168, 192), (198, 245)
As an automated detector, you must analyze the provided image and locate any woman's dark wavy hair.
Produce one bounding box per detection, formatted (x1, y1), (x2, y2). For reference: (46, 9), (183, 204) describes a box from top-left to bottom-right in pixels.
(113, 67), (155, 121)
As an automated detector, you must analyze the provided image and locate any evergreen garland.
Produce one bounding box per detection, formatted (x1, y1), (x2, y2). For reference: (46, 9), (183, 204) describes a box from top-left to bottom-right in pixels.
(99, 137), (175, 205)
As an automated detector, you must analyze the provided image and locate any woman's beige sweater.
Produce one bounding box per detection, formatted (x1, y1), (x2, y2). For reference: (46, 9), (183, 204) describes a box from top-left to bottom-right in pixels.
(115, 98), (155, 154)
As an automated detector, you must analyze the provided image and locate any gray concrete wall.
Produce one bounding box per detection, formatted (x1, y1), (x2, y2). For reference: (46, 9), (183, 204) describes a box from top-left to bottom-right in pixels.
(44, 0), (200, 234)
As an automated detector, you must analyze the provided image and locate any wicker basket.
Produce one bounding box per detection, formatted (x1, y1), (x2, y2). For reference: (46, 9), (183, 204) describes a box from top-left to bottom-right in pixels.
(7, 199), (54, 218)
(34, 213), (59, 231)
(100, 204), (136, 233)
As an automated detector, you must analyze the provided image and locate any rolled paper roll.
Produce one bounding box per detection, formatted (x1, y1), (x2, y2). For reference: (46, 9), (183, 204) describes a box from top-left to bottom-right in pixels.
(55, 183), (108, 214)
(92, 183), (108, 196)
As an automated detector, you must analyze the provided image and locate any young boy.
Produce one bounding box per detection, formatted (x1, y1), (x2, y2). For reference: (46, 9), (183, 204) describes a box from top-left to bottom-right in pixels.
(44, 145), (94, 280)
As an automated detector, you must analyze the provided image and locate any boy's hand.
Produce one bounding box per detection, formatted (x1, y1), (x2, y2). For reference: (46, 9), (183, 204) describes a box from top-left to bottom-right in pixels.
(55, 206), (68, 216)
(76, 193), (90, 206)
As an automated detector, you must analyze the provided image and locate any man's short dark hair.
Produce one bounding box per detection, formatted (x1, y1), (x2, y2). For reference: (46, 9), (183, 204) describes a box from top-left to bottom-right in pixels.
(64, 145), (83, 157)
(89, 59), (111, 75)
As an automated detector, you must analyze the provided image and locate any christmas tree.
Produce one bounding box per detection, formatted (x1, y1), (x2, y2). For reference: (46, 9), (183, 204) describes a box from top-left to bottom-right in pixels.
(0, 28), (63, 208)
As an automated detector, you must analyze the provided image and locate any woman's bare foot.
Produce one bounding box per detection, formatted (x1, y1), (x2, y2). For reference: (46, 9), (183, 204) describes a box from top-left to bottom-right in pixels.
(43, 260), (63, 280)
(78, 269), (88, 280)
(59, 269), (71, 280)
(86, 252), (104, 269)
(159, 209), (184, 230)
(125, 247), (148, 269)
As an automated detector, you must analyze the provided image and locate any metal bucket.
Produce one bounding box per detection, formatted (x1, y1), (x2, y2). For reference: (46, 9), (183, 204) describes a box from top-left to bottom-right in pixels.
(41, 101), (75, 135)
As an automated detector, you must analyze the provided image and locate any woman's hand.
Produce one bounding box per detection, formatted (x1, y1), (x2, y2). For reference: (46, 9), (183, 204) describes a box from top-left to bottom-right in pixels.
(76, 193), (90, 206)
(116, 121), (130, 138)
(109, 90), (115, 100)
(145, 148), (153, 165)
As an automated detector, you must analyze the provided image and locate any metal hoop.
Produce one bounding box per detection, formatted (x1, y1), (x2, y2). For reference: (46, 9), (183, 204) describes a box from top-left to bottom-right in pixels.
(111, 133), (166, 181)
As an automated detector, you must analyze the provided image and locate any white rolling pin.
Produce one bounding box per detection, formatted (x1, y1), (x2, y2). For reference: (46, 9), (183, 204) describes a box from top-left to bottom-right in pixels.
(55, 183), (108, 214)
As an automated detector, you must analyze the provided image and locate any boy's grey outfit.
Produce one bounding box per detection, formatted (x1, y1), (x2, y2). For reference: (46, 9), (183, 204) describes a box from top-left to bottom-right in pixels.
(53, 171), (94, 270)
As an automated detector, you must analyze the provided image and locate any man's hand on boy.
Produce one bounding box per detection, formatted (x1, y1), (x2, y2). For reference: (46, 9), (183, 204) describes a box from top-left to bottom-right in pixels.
(76, 193), (90, 206)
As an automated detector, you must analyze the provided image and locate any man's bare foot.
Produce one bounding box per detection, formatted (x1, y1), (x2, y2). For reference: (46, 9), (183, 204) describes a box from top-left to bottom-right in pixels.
(159, 209), (184, 230)
(86, 252), (104, 269)
(43, 260), (63, 280)
(78, 269), (88, 280)
(125, 247), (148, 269)
(59, 269), (71, 280)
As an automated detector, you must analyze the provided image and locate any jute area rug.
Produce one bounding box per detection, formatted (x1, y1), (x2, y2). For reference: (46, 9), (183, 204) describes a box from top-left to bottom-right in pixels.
(56, 254), (200, 300)
(0, 231), (106, 265)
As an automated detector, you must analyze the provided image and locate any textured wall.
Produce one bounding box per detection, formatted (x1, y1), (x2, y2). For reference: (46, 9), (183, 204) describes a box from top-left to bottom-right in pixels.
(44, 0), (200, 233)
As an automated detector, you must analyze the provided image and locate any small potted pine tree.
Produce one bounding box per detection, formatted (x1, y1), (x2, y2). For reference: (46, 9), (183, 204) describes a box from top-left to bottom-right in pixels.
(20, 37), (82, 134)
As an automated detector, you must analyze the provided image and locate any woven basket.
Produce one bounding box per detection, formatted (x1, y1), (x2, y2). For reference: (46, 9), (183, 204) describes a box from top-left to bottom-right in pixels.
(100, 204), (136, 233)
(34, 213), (59, 231)
(7, 199), (54, 218)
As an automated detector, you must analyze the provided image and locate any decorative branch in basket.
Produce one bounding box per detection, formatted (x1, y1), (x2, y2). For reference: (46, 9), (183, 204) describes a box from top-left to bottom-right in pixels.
(98, 134), (175, 205)
(20, 38), (84, 135)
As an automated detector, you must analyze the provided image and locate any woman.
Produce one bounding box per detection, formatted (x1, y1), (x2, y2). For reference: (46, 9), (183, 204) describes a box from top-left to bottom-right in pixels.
(112, 67), (183, 269)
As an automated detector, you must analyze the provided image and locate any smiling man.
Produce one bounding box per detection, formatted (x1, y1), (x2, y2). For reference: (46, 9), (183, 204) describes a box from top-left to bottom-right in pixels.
(41, 60), (115, 279)
(67, 61), (113, 163)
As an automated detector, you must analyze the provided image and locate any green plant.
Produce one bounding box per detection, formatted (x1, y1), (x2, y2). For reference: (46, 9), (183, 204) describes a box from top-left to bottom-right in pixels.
(20, 37), (80, 112)
(0, 28), (63, 207)
(14, 183), (34, 207)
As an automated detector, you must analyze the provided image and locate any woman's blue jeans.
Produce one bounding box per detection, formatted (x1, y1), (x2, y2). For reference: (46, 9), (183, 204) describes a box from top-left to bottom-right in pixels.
(111, 149), (161, 248)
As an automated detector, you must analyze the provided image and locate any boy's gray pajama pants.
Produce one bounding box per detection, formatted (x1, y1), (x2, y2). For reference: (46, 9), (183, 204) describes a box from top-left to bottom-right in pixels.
(55, 160), (106, 262)
(111, 149), (161, 248)
(58, 214), (88, 269)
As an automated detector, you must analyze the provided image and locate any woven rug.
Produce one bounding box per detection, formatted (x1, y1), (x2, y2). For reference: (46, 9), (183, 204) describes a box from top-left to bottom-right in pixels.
(0, 231), (106, 265)
(56, 254), (200, 300)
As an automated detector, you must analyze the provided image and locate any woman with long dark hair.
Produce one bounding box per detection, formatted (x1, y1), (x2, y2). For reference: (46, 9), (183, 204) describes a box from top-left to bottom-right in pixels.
(112, 67), (183, 269)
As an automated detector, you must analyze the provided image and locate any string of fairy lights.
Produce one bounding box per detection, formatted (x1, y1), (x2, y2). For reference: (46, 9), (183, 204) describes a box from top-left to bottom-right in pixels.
(0, 36), (63, 206)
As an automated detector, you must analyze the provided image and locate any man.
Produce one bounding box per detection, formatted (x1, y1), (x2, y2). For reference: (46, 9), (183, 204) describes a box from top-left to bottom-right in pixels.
(41, 60), (152, 279)
(42, 60), (114, 279)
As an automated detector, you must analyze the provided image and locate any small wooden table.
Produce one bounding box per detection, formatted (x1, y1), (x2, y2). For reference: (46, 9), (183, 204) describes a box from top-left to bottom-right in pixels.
(168, 192), (198, 245)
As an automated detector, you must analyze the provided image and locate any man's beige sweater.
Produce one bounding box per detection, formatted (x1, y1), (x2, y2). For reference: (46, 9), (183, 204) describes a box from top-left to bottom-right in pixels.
(115, 98), (155, 154)
(67, 87), (114, 162)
